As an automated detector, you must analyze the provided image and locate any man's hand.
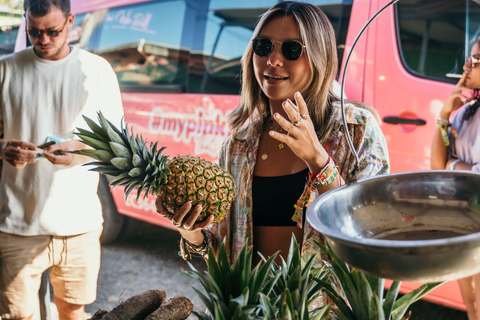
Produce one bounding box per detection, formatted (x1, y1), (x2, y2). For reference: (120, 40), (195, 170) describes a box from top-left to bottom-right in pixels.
(42, 139), (84, 166)
(0, 140), (37, 168)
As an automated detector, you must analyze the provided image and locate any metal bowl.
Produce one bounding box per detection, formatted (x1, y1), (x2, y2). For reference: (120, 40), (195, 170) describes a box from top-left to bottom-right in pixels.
(306, 171), (480, 282)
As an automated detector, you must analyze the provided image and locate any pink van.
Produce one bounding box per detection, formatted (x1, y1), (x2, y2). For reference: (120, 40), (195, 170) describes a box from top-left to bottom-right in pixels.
(12, 0), (475, 313)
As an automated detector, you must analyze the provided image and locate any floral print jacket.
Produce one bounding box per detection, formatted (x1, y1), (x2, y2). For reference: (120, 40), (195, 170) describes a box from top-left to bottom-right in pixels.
(184, 102), (390, 263)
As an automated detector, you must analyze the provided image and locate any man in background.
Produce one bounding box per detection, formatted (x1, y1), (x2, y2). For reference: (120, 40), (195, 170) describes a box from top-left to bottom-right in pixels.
(0, 0), (124, 319)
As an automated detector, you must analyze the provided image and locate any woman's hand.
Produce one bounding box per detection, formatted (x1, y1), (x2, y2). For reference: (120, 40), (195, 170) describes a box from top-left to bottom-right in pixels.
(441, 72), (473, 119)
(269, 91), (329, 174)
(155, 196), (214, 245)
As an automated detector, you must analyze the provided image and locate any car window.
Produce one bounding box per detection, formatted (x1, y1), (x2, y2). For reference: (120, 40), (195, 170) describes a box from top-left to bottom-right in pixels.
(396, 0), (470, 83)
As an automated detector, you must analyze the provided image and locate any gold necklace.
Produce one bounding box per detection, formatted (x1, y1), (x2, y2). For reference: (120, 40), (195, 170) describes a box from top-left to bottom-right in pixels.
(260, 119), (285, 161)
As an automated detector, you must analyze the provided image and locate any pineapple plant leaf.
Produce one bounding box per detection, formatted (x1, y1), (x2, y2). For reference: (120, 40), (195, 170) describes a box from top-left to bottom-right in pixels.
(73, 111), (237, 223)
(313, 239), (445, 320)
(185, 240), (280, 320)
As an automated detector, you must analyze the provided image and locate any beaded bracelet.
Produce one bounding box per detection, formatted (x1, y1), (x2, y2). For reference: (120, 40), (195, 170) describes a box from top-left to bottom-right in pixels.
(179, 229), (215, 260)
(436, 118), (458, 147)
(309, 156), (339, 188)
(293, 155), (340, 228)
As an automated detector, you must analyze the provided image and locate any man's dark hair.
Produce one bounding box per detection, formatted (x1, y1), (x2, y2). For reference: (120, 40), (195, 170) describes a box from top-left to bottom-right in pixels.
(24, 0), (71, 17)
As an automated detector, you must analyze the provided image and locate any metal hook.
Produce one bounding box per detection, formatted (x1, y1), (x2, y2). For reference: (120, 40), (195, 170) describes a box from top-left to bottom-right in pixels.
(340, 0), (400, 175)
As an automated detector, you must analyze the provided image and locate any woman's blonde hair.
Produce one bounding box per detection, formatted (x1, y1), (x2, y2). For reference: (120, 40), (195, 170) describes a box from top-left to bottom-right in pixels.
(229, 1), (340, 139)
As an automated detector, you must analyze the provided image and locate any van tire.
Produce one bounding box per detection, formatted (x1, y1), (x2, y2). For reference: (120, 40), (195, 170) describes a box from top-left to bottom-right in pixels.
(97, 175), (125, 244)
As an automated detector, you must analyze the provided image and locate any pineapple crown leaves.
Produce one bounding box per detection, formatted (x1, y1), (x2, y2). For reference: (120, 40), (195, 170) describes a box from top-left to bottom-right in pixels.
(186, 240), (281, 320)
(266, 236), (328, 313)
(264, 288), (331, 320)
(73, 111), (171, 201)
(312, 240), (445, 320)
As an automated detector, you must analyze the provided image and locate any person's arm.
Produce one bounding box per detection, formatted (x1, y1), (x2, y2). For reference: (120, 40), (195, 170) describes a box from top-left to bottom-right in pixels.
(431, 72), (472, 169)
(431, 117), (449, 170)
(445, 158), (474, 171)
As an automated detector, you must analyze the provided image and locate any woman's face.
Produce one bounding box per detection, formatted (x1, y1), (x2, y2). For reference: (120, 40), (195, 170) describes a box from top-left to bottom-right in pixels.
(253, 15), (312, 104)
(464, 43), (480, 89)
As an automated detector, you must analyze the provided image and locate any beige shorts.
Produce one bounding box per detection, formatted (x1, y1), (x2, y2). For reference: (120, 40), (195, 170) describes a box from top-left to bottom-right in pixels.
(0, 228), (102, 319)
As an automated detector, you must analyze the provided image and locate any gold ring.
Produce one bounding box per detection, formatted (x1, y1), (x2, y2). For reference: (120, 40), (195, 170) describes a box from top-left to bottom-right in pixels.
(293, 119), (301, 127)
(172, 220), (181, 227)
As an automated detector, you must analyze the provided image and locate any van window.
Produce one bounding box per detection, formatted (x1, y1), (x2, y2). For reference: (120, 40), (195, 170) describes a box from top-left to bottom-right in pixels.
(396, 0), (469, 83)
(189, 1), (273, 94)
(68, 0), (352, 94)
(69, 0), (192, 92)
(0, 7), (23, 58)
(466, 0), (480, 55)
(192, 0), (352, 95)
(0, 26), (18, 57)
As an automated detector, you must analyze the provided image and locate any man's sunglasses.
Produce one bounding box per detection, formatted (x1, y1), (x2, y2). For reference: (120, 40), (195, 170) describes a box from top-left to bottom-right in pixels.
(252, 37), (305, 61)
(465, 56), (480, 69)
(25, 17), (68, 38)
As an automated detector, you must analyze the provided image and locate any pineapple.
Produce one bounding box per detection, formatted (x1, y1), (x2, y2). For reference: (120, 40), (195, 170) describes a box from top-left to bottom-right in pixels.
(73, 111), (237, 223)
(187, 235), (445, 320)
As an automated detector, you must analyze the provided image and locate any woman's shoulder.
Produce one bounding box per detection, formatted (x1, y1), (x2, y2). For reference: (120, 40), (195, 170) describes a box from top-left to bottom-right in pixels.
(331, 101), (377, 126)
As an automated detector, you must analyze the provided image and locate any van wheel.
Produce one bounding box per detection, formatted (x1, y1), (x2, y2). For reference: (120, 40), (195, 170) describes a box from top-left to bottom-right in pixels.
(97, 175), (125, 244)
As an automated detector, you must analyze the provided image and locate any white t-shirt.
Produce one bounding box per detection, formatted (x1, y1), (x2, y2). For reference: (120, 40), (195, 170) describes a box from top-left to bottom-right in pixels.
(0, 46), (124, 236)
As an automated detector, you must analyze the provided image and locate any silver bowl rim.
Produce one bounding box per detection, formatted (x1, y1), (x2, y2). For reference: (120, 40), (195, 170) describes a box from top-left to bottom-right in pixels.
(306, 170), (480, 249)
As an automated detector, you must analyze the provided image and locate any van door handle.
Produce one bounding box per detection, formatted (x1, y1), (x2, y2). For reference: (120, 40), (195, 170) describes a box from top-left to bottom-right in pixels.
(383, 116), (426, 126)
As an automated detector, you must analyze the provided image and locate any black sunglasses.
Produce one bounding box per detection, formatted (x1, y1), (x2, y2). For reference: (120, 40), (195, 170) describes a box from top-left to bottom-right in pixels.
(25, 17), (68, 38)
(252, 37), (305, 61)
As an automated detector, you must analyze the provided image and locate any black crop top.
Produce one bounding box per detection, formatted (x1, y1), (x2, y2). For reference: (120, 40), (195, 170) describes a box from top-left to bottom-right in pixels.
(252, 168), (309, 227)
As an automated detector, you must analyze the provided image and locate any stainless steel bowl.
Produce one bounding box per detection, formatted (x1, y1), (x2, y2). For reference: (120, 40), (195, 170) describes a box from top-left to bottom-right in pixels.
(306, 171), (480, 282)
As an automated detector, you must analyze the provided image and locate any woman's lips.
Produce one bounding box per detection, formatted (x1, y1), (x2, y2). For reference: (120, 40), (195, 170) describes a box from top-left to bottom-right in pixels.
(265, 75), (288, 84)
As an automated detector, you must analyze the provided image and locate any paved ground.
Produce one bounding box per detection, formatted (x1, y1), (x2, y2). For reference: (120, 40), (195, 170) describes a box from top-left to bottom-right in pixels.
(36, 219), (468, 320)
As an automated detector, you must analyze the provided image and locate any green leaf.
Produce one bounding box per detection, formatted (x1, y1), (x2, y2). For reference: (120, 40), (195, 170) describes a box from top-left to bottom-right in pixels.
(366, 274), (385, 302)
(128, 167), (145, 177)
(110, 157), (132, 170)
(73, 149), (114, 162)
(313, 278), (355, 320)
(108, 172), (131, 187)
(107, 126), (125, 145)
(311, 305), (332, 320)
(109, 141), (132, 158)
(82, 114), (108, 139)
(383, 280), (401, 318)
(124, 182), (138, 200)
(251, 253), (278, 300)
(354, 271), (373, 319)
(75, 127), (110, 143)
(391, 282), (444, 320)
(77, 135), (111, 151)
(370, 291), (385, 320)
(132, 154), (144, 167)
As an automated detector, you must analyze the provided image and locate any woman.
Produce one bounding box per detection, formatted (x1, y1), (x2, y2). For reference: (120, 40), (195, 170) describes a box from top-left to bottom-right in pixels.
(431, 38), (480, 320)
(156, 1), (389, 265)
